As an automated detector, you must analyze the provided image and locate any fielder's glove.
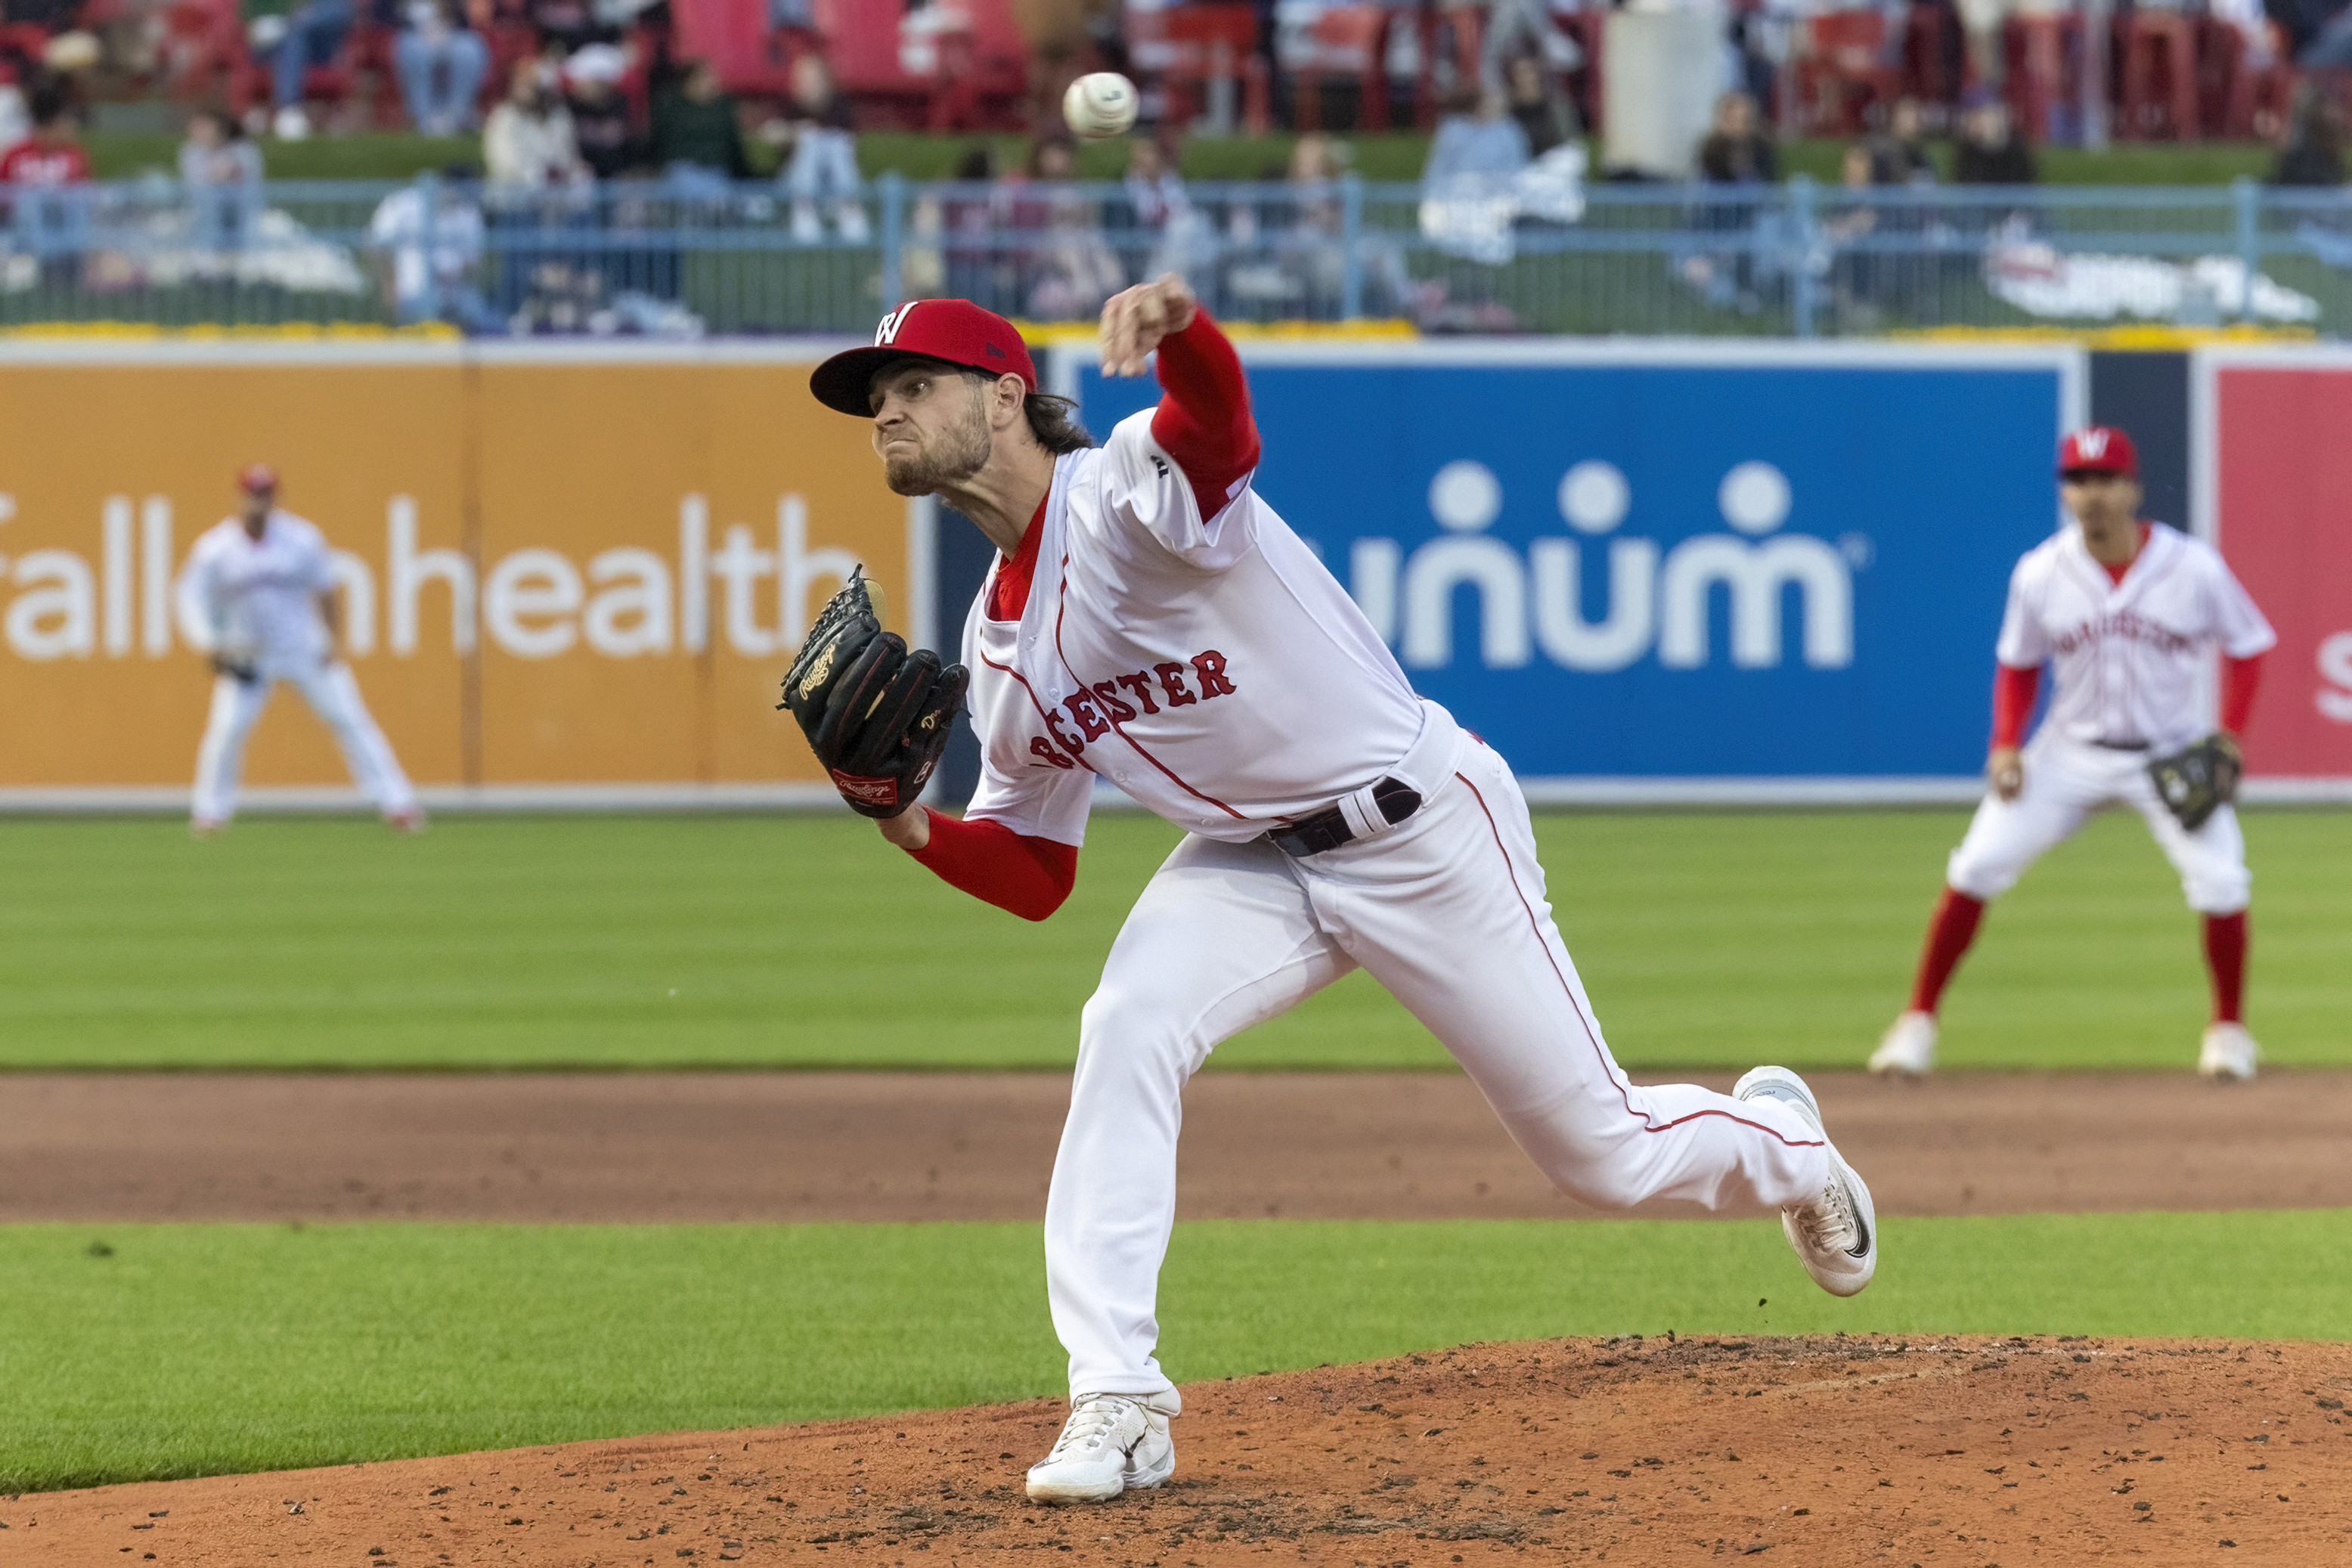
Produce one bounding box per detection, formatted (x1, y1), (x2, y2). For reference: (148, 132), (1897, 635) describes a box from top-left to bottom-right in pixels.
(210, 655), (259, 686)
(2146, 733), (2242, 832)
(778, 569), (968, 820)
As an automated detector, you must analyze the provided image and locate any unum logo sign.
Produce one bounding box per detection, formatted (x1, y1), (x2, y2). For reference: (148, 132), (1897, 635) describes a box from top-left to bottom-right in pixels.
(1347, 460), (1864, 673)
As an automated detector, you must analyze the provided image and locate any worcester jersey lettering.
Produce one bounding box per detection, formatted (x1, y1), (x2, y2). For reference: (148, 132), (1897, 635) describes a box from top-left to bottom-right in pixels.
(959, 408), (1425, 846)
(1995, 522), (2274, 755)
(176, 510), (341, 671)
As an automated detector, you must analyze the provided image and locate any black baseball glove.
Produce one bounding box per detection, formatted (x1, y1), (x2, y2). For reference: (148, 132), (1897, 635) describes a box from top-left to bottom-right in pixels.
(778, 569), (968, 820)
(2146, 733), (2242, 832)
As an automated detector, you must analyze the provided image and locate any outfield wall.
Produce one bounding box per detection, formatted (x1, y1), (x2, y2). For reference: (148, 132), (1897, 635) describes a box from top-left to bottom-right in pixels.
(0, 340), (896, 807)
(5, 338), (2343, 811)
(1046, 340), (2090, 807)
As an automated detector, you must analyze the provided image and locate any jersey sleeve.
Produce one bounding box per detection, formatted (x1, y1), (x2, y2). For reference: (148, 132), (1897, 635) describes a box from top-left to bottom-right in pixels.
(962, 737), (1095, 846)
(904, 810), (1078, 922)
(1095, 313), (1263, 572)
(2204, 551), (2277, 659)
(172, 531), (224, 653)
(1991, 554), (2052, 670)
(296, 522), (339, 592)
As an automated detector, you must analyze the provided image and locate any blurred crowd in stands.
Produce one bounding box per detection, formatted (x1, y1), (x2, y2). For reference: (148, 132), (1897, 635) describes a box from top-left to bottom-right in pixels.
(1, 0), (2348, 333)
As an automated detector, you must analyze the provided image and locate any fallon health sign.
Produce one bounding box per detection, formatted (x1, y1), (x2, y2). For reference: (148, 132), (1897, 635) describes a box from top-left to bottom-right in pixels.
(1074, 342), (2083, 789)
(0, 342), (903, 795)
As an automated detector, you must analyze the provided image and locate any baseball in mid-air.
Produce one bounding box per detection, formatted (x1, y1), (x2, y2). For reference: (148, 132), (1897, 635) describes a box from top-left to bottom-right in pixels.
(1063, 73), (1139, 140)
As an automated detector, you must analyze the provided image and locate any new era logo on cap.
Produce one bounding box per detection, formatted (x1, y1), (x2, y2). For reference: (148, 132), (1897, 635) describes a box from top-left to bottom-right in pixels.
(811, 299), (1040, 416)
(2058, 425), (2138, 477)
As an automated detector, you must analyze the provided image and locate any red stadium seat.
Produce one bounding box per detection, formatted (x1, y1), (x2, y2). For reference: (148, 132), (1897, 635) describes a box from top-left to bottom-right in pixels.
(1794, 10), (1901, 135)
(2115, 8), (2200, 141)
(1291, 3), (1392, 132)
(1126, 2), (1271, 137)
(816, 0), (1026, 131)
(671, 0), (795, 100)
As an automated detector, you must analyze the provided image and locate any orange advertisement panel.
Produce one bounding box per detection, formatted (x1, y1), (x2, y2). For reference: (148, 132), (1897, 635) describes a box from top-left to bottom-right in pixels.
(0, 344), (906, 791)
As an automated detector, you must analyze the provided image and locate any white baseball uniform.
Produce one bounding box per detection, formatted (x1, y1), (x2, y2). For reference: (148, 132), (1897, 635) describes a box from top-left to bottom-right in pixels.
(177, 510), (419, 826)
(962, 386), (1831, 1413)
(1946, 522), (2276, 913)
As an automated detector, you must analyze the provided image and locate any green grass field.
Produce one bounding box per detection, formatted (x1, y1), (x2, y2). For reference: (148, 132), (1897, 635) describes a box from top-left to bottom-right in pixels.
(0, 810), (2341, 1072)
(78, 129), (2279, 187)
(6, 1210), (2348, 1493)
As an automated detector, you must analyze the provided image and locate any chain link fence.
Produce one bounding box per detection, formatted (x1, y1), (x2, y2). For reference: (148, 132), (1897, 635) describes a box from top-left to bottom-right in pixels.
(4, 172), (2350, 337)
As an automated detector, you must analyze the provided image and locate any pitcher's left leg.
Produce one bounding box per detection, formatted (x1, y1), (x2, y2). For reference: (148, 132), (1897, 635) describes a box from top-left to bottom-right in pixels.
(1304, 741), (1829, 1217)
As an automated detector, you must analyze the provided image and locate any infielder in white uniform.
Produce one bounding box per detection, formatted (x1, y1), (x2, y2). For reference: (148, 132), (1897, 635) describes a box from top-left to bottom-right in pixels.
(1871, 426), (2275, 1080)
(802, 284), (1879, 1506)
(177, 465), (423, 836)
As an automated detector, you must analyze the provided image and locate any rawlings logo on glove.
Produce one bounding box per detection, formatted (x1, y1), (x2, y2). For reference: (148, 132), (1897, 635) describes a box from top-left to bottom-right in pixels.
(2146, 733), (2242, 832)
(778, 569), (970, 820)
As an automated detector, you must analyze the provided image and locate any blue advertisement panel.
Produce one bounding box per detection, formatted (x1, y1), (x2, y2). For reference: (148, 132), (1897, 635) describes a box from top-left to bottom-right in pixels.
(1071, 343), (2083, 784)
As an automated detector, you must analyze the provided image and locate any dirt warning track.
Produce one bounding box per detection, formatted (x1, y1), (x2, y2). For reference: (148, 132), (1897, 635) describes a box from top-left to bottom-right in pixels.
(6, 1069), (2352, 1224)
(14, 1334), (2352, 1565)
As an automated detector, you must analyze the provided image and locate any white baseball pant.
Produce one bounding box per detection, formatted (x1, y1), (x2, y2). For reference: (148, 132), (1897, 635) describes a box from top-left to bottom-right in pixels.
(1946, 733), (2250, 914)
(1044, 724), (1832, 1411)
(191, 660), (419, 825)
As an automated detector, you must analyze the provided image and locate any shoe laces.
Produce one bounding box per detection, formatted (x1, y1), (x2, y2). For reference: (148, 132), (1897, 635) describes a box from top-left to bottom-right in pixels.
(1046, 1396), (1134, 1460)
(1797, 1174), (1864, 1259)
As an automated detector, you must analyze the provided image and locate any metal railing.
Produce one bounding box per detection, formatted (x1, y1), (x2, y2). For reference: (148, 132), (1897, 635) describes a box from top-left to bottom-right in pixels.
(4, 172), (2350, 337)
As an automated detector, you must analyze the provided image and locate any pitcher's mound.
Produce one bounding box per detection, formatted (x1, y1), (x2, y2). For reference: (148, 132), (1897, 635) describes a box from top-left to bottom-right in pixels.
(20, 1335), (2350, 1564)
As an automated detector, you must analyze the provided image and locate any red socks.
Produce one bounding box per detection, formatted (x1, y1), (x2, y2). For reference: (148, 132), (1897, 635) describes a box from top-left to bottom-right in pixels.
(1908, 887), (1988, 1015)
(2203, 911), (2248, 1024)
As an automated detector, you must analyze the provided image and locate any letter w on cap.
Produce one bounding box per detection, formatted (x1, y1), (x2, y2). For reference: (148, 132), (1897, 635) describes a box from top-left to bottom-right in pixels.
(874, 302), (920, 346)
(2075, 429), (2109, 458)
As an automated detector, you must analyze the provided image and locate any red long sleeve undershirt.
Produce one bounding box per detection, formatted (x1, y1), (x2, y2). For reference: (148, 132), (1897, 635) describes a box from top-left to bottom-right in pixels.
(905, 810), (1078, 922)
(935, 311), (1259, 921)
(1989, 652), (2265, 748)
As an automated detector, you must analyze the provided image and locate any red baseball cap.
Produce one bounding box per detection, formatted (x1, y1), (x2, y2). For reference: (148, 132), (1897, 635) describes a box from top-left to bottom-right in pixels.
(237, 463), (280, 494)
(810, 299), (1038, 417)
(2056, 426), (2137, 478)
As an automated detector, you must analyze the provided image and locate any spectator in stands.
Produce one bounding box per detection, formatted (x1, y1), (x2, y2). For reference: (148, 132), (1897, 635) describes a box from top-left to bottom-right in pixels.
(1953, 87), (2034, 184)
(1697, 89), (1776, 184)
(1682, 91), (1777, 315)
(178, 107), (265, 256)
(2, 82), (91, 276)
(1870, 96), (1937, 184)
(364, 163), (500, 329)
(1111, 135), (1210, 281)
(249, 0), (357, 141)
(485, 57), (584, 186)
(395, 0), (488, 136)
(2269, 82), (2347, 186)
(1481, 0), (1581, 93)
(1015, 134), (1123, 321)
(562, 42), (636, 179)
(1824, 141), (1885, 321)
(1427, 85), (1531, 184)
(651, 57), (752, 194)
(779, 52), (865, 243)
(1503, 56), (1578, 157)
(943, 142), (1007, 309)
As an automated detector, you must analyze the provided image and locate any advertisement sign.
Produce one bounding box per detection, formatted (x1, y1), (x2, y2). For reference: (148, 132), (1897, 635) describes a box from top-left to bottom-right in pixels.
(0, 343), (907, 798)
(1071, 342), (2083, 792)
(2197, 350), (2352, 792)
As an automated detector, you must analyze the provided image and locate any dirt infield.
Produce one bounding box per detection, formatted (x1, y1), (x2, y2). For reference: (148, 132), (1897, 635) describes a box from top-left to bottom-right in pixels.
(12, 1071), (2352, 1563)
(14, 1334), (2352, 1566)
(8, 1069), (2352, 1223)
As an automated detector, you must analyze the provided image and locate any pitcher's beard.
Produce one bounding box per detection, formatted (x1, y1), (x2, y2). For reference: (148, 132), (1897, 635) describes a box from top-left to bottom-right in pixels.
(883, 400), (993, 497)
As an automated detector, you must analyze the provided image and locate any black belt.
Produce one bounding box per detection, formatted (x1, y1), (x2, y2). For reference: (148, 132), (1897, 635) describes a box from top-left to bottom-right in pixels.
(1267, 777), (1422, 857)
(2091, 739), (2150, 752)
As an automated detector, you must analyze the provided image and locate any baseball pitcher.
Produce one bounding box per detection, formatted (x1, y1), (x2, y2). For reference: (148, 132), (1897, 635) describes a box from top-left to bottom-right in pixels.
(792, 282), (1877, 1506)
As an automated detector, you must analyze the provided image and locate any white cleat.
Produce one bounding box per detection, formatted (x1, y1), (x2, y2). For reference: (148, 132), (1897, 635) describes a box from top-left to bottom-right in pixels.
(1734, 1065), (1877, 1299)
(1868, 1010), (1938, 1077)
(1024, 1393), (1176, 1504)
(2199, 1022), (2260, 1083)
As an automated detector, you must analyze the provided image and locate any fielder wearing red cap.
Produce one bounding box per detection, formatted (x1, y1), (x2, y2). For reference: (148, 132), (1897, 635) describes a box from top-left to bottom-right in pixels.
(179, 464), (423, 838)
(1872, 422), (2276, 1083)
(796, 280), (1878, 1506)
